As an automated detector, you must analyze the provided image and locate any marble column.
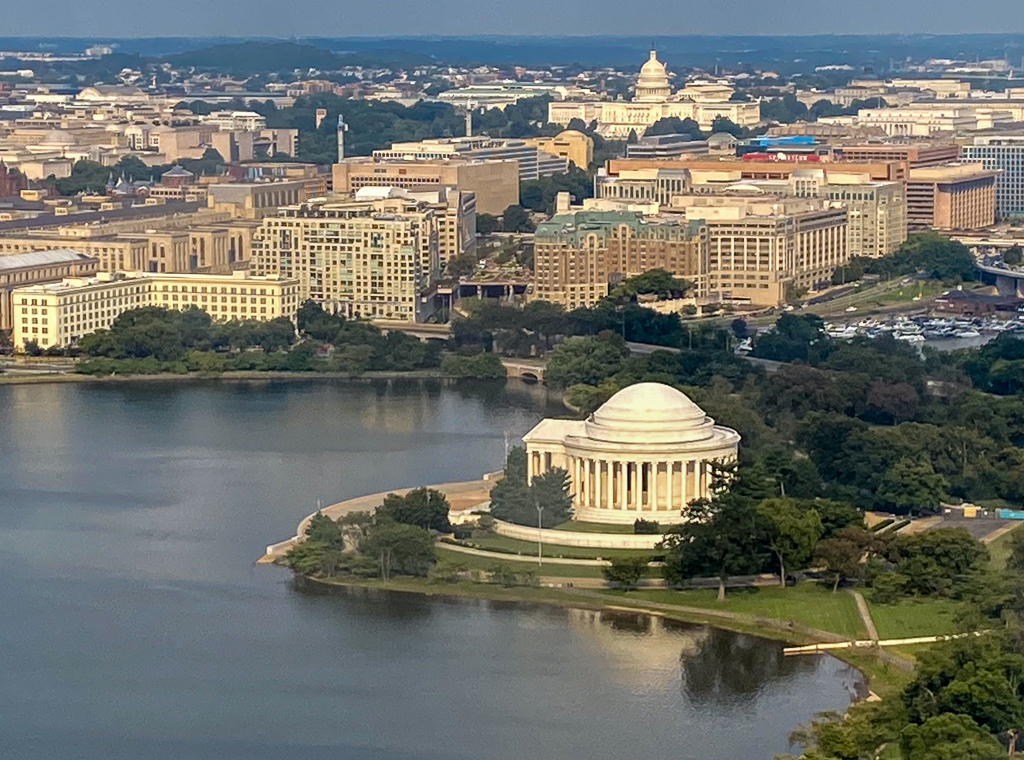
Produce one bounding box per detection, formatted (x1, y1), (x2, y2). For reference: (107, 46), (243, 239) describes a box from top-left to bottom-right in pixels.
(586, 459), (594, 508)
(650, 462), (659, 511)
(630, 462), (639, 511)
(666, 461), (674, 511)
(606, 461), (614, 510)
(681, 460), (689, 511)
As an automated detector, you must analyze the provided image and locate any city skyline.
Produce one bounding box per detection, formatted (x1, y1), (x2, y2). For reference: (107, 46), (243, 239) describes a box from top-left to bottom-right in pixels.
(5, 0), (1024, 38)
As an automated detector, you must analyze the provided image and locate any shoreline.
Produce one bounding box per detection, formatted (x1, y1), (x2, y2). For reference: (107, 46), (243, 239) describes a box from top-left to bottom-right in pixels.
(290, 572), (902, 700)
(0, 368), (490, 387)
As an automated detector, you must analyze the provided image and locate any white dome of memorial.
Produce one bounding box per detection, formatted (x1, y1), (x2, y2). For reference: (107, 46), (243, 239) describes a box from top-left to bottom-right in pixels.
(522, 383), (740, 525)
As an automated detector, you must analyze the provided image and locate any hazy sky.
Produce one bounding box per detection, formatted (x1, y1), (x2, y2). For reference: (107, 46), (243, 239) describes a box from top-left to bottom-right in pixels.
(6, 0), (1024, 38)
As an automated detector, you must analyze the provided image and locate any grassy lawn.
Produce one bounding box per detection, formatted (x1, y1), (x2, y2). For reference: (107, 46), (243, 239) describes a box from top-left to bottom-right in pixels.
(455, 534), (657, 560)
(985, 522), (1023, 571)
(605, 583), (866, 639)
(553, 520), (635, 534)
(865, 594), (962, 639)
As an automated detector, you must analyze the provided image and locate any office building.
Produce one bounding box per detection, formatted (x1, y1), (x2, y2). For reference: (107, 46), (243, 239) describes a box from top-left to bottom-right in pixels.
(206, 181), (311, 220)
(349, 186), (476, 268)
(837, 142), (960, 168)
(906, 164), (998, 230)
(250, 198), (439, 322)
(625, 134), (710, 160)
(532, 210), (710, 309)
(332, 157), (518, 215)
(594, 165), (905, 259)
(669, 195), (849, 305)
(372, 136), (568, 182)
(0, 248), (97, 332)
(961, 134), (1024, 219)
(524, 130), (594, 169)
(11, 270), (300, 350)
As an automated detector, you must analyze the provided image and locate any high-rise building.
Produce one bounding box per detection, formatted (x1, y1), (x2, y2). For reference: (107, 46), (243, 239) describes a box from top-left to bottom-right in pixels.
(524, 130), (595, 169)
(905, 164), (998, 230)
(532, 210), (710, 309)
(249, 198), (439, 322)
(961, 134), (1024, 220)
(0, 249), (98, 332)
(595, 165), (905, 259)
(10, 270), (300, 350)
(332, 157), (518, 215)
(669, 195), (850, 305)
(371, 137), (568, 182)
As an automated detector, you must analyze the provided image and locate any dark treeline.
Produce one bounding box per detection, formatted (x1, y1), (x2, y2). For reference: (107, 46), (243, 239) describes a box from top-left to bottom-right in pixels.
(72, 301), (440, 375)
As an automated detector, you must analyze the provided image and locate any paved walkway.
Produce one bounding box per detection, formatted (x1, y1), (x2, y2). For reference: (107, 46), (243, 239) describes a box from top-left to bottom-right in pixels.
(259, 477), (493, 563)
(852, 590), (880, 641)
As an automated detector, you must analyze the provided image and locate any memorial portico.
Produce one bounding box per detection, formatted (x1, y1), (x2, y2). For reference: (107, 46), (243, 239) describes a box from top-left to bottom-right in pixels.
(523, 383), (740, 525)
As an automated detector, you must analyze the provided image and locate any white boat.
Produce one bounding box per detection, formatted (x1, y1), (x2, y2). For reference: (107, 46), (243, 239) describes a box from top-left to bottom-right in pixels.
(896, 333), (926, 343)
(953, 329), (981, 339)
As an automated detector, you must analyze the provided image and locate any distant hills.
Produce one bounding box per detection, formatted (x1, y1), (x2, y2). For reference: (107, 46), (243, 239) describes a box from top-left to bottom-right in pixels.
(3, 34), (1024, 73)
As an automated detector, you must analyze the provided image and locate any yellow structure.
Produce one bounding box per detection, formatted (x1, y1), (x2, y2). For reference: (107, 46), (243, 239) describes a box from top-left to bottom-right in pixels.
(669, 195), (850, 305)
(332, 157), (519, 216)
(11, 270), (300, 350)
(250, 197), (439, 322)
(525, 130), (594, 169)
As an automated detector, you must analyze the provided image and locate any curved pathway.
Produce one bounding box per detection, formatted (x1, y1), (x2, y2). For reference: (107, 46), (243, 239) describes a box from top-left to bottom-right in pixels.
(260, 477), (493, 562)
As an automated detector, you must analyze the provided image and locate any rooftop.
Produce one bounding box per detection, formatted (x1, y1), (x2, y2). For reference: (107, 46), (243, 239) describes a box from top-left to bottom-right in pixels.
(0, 248), (94, 271)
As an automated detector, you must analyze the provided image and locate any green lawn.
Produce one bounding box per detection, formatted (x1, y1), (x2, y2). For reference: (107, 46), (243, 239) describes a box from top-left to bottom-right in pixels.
(985, 522), (1023, 571)
(436, 545), (613, 578)
(606, 583), (866, 639)
(865, 595), (962, 639)
(454, 534), (657, 560)
(553, 520), (635, 534)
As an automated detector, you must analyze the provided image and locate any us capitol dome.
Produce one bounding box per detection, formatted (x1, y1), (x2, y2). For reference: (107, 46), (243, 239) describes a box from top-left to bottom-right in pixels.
(523, 382), (740, 525)
(635, 50), (673, 102)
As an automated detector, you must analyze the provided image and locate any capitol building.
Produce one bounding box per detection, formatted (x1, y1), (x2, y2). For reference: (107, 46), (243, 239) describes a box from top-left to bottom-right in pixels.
(547, 51), (762, 137)
(523, 383), (741, 526)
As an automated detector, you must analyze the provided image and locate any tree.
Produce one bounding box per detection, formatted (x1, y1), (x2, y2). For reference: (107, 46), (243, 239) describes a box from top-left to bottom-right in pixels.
(378, 487), (451, 532)
(1006, 530), (1024, 573)
(1003, 245), (1023, 267)
(304, 511), (344, 548)
(545, 333), (629, 387)
(531, 468), (574, 524)
(361, 520), (435, 581)
(501, 204), (534, 233)
(899, 713), (1005, 760)
(476, 213), (499, 236)
(815, 526), (871, 592)
(877, 457), (948, 514)
(757, 498), (823, 586)
(602, 556), (649, 590)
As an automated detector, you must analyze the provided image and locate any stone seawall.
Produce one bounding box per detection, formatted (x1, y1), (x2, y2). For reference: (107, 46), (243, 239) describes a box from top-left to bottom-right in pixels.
(492, 519), (665, 550)
(259, 476), (495, 563)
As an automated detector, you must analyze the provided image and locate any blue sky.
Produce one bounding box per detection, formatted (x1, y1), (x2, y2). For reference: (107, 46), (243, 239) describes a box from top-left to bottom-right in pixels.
(6, 0), (1024, 37)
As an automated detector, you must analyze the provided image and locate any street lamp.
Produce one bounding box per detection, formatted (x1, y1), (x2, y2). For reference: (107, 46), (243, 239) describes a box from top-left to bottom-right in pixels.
(535, 497), (545, 567)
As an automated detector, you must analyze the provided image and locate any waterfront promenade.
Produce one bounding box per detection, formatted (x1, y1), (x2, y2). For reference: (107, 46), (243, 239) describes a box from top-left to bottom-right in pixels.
(260, 476), (493, 563)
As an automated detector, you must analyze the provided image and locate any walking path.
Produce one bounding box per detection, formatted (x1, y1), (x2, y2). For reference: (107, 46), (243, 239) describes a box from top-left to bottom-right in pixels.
(259, 477), (494, 563)
(852, 590), (880, 642)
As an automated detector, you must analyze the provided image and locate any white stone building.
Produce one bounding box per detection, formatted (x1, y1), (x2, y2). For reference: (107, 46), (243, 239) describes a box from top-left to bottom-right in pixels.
(547, 51), (761, 136)
(523, 383), (740, 525)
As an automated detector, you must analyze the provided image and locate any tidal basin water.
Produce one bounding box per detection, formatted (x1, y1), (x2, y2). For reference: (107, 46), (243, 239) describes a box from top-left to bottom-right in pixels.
(0, 379), (862, 759)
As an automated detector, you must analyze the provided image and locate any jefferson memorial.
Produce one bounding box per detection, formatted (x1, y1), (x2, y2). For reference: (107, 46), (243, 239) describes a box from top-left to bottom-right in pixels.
(523, 383), (741, 525)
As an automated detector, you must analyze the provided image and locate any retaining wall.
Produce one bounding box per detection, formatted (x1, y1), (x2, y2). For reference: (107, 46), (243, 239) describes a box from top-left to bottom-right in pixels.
(493, 519), (665, 549)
